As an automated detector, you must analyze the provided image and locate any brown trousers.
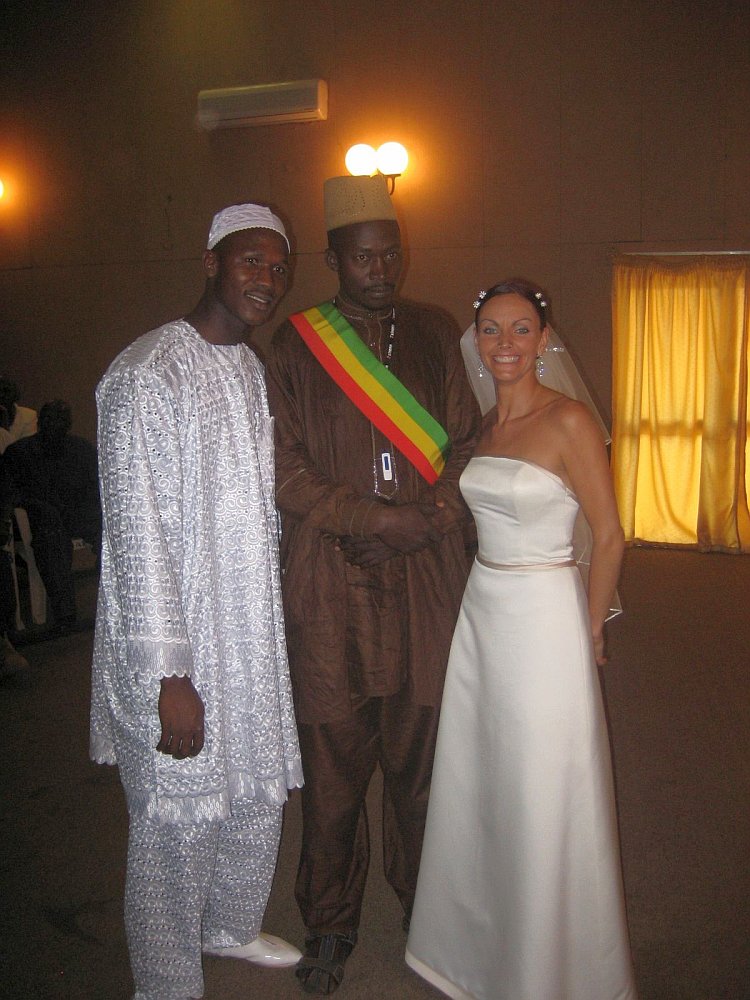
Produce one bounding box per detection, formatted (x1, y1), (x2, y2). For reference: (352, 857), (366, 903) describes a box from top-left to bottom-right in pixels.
(295, 689), (440, 935)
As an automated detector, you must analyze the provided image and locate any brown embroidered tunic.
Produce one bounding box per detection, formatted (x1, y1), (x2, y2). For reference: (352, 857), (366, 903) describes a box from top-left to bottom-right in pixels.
(266, 299), (481, 723)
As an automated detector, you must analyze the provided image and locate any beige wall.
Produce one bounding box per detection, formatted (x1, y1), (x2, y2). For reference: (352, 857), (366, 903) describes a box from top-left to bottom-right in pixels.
(1, 0), (749, 439)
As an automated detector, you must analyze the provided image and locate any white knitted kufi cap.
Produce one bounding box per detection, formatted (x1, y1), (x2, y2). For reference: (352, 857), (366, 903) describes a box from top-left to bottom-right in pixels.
(206, 203), (289, 251)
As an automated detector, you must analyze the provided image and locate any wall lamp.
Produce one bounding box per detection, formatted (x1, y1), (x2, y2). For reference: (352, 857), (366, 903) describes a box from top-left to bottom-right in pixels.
(345, 142), (408, 193)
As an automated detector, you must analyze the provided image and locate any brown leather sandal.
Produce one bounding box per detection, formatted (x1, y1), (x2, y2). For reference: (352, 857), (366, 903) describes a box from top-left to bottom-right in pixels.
(295, 931), (357, 995)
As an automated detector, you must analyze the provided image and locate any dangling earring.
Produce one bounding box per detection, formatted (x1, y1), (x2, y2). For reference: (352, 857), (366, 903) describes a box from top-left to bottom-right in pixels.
(535, 355), (545, 378)
(475, 345), (487, 378)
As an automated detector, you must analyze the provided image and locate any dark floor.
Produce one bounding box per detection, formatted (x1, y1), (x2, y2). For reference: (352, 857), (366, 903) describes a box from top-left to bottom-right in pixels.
(1, 548), (749, 1000)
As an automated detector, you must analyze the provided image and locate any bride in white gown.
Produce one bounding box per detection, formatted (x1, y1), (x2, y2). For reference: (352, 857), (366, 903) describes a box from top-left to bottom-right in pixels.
(405, 281), (637, 1000)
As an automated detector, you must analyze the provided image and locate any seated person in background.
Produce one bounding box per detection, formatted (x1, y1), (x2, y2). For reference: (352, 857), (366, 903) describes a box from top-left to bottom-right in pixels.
(0, 376), (37, 454)
(4, 400), (100, 628)
(0, 454), (29, 675)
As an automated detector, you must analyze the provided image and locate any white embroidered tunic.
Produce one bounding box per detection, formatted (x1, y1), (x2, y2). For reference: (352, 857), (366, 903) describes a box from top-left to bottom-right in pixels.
(90, 320), (303, 824)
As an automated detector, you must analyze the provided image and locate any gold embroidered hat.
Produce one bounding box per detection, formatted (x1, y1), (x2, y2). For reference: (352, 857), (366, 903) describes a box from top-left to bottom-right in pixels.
(323, 175), (397, 232)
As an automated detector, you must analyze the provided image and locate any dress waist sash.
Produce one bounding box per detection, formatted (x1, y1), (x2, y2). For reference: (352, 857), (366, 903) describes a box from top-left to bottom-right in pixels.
(476, 554), (576, 572)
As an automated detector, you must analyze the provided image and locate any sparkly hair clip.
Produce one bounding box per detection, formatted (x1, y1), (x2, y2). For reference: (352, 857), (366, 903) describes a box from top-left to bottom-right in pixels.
(534, 290), (548, 308)
(472, 289), (487, 310)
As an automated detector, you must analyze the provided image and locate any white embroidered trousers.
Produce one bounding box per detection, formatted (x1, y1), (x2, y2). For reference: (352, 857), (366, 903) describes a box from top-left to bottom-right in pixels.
(126, 799), (282, 1000)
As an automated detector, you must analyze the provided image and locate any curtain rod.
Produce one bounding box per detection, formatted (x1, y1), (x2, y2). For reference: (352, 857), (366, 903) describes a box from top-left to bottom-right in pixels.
(618, 250), (750, 256)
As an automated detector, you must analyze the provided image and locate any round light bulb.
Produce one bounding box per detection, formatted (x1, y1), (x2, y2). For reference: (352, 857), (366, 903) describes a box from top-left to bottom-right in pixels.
(345, 144), (377, 177)
(376, 142), (408, 176)
(0, 179), (4, 199)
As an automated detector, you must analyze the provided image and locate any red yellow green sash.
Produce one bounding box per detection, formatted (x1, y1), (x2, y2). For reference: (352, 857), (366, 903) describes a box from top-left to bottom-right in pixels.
(288, 301), (450, 484)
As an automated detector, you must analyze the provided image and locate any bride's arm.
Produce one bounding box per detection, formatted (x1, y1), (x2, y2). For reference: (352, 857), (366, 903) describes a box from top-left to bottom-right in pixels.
(558, 402), (625, 665)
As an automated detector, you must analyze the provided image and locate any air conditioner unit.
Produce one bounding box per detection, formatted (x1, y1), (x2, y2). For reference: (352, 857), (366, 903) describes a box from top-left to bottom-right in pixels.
(197, 79), (328, 129)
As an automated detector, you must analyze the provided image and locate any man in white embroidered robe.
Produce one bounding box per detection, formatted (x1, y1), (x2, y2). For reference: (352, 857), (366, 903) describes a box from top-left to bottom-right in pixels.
(90, 205), (303, 1000)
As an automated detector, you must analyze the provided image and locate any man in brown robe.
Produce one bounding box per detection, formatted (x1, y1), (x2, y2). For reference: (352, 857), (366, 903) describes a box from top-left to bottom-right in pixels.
(265, 175), (480, 994)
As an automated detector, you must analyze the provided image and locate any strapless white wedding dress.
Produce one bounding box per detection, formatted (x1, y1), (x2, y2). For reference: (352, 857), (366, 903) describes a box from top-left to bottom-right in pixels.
(406, 457), (637, 1000)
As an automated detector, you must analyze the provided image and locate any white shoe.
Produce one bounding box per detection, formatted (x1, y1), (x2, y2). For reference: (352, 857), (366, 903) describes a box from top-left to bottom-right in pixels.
(0, 635), (29, 677)
(203, 932), (302, 968)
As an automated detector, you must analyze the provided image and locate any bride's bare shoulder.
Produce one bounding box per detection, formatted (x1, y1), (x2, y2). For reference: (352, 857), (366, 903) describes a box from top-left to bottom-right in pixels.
(546, 395), (604, 446)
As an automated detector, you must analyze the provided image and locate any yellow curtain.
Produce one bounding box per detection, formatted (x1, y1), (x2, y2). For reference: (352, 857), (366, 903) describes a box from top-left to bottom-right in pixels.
(612, 255), (750, 552)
